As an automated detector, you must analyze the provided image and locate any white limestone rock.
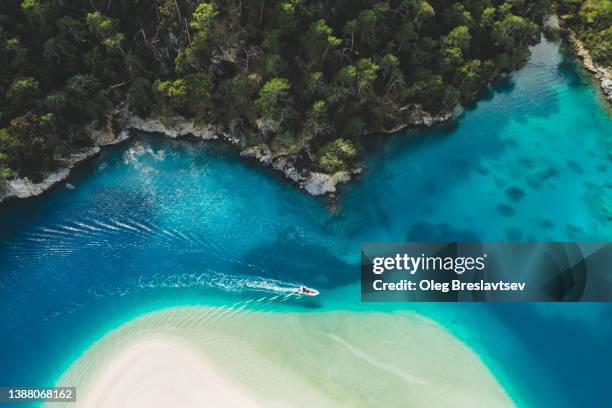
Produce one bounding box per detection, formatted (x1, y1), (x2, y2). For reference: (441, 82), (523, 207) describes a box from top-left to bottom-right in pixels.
(240, 146), (274, 165)
(409, 110), (453, 127)
(5, 169), (71, 199)
(127, 116), (218, 140)
(601, 78), (612, 102)
(272, 157), (303, 183)
(301, 171), (351, 196)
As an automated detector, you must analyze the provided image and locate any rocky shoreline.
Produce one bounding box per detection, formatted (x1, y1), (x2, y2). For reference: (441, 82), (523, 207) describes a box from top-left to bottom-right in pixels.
(126, 115), (365, 196)
(0, 124), (129, 204)
(567, 31), (612, 103)
(127, 115), (360, 196)
(0, 107), (452, 204)
(6, 16), (608, 206)
(551, 15), (612, 103)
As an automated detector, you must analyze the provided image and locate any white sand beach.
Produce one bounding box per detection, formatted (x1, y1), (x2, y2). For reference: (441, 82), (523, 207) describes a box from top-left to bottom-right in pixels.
(76, 336), (258, 408)
(47, 306), (514, 408)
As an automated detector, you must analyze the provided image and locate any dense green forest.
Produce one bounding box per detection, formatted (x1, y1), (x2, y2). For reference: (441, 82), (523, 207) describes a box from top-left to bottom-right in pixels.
(0, 0), (551, 185)
(558, 0), (611, 66)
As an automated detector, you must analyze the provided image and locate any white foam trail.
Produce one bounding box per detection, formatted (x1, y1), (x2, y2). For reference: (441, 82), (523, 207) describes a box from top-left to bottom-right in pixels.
(113, 220), (140, 233)
(130, 221), (154, 233)
(136, 271), (306, 297)
(93, 220), (121, 231)
(75, 222), (102, 232)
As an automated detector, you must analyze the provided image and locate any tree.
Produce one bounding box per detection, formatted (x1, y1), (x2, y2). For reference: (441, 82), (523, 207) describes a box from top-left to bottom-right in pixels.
(0, 0), (553, 184)
(184, 72), (214, 115)
(255, 78), (291, 116)
(64, 75), (108, 123)
(43, 35), (77, 66)
(0, 127), (21, 157)
(255, 78), (294, 136)
(21, 0), (55, 34)
(379, 53), (406, 94)
(318, 138), (357, 172)
(303, 19), (342, 64)
(56, 16), (87, 43)
(7, 77), (40, 110)
(480, 7), (496, 30)
(214, 74), (258, 122)
(335, 58), (379, 101)
(303, 100), (332, 141)
(178, 2), (219, 72)
(190, 2), (218, 34)
(492, 15), (539, 51)
(395, 20), (418, 53)
(2, 37), (28, 73)
(65, 75), (100, 104)
(259, 53), (287, 78)
(127, 78), (152, 116)
(443, 26), (471, 54)
(44, 91), (67, 113)
(86, 12), (125, 55)
(572, 0), (612, 65)
(0, 160), (11, 188)
(0, 129), (16, 186)
(442, 3), (473, 28)
(154, 79), (188, 111)
(304, 71), (326, 98)
(354, 7), (387, 49)
(457, 59), (482, 101)
(278, 0), (303, 31)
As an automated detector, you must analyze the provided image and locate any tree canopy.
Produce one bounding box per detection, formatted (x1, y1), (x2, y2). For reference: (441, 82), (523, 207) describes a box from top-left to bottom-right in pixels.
(0, 0), (551, 184)
(559, 0), (611, 66)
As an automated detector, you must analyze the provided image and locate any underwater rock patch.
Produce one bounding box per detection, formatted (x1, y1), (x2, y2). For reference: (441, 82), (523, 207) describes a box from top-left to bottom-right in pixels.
(506, 228), (523, 241)
(566, 160), (585, 174)
(505, 186), (526, 202)
(497, 204), (515, 216)
(585, 186), (612, 222)
(539, 219), (555, 229)
(525, 166), (558, 189)
(566, 223), (584, 236)
(477, 165), (490, 175)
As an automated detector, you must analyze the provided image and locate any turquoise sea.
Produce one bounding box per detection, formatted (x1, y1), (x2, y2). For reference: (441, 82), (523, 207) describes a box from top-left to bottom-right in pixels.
(1, 37), (611, 407)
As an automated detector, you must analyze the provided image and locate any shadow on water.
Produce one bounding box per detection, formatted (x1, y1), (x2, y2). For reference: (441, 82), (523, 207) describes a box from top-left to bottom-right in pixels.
(240, 231), (357, 290)
(490, 75), (517, 95)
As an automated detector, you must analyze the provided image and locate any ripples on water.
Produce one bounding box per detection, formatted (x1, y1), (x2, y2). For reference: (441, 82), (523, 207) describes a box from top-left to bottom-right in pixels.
(0, 37), (611, 407)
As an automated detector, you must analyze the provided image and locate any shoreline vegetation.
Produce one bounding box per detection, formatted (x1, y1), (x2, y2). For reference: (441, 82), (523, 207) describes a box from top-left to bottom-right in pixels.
(47, 306), (514, 408)
(554, 1), (611, 103)
(0, 2), (608, 203)
(1, 0), (551, 202)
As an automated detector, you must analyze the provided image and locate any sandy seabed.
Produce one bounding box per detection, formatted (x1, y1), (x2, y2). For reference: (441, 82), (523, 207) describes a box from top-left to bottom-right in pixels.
(46, 306), (514, 408)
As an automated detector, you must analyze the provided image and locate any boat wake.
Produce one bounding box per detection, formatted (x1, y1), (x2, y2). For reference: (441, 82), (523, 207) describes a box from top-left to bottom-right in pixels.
(136, 271), (313, 297)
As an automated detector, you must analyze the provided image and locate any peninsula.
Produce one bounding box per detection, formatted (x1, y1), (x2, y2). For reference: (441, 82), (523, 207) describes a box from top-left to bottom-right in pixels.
(1, 1), (608, 201)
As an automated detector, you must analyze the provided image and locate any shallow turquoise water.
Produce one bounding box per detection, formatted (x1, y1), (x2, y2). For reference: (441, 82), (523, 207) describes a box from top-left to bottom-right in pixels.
(1, 37), (611, 407)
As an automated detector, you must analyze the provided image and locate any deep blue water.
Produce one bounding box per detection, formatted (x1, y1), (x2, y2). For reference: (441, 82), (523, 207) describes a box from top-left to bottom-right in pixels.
(1, 37), (611, 407)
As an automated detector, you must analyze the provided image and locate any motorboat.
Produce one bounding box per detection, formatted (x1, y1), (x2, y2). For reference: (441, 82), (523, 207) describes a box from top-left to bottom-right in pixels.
(297, 286), (319, 296)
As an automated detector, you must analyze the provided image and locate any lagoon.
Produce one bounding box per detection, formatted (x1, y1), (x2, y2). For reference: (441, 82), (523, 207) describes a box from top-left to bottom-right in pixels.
(1, 37), (611, 407)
